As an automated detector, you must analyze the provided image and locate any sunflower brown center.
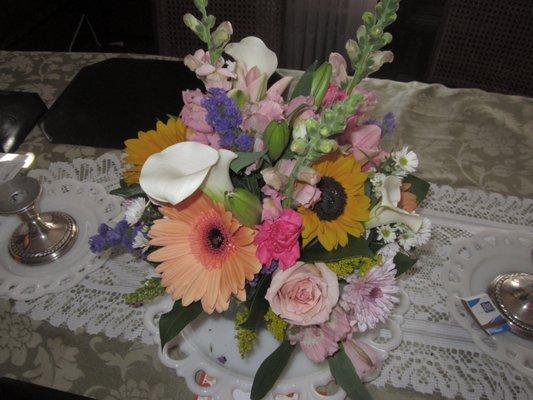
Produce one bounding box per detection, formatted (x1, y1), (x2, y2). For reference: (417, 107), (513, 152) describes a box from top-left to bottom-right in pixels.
(313, 176), (347, 221)
(207, 227), (225, 250)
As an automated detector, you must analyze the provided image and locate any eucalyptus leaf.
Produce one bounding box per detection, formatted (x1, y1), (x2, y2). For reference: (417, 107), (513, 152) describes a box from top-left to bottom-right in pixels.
(251, 340), (295, 400)
(110, 183), (145, 198)
(393, 252), (418, 276)
(159, 300), (203, 350)
(300, 235), (372, 263)
(240, 274), (272, 330)
(230, 150), (267, 173)
(328, 346), (372, 400)
(404, 174), (430, 204)
(290, 60), (318, 99)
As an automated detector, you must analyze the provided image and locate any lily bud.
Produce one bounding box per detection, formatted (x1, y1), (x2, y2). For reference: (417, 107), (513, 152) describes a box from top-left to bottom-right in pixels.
(311, 62), (332, 107)
(290, 138), (307, 155)
(224, 188), (262, 228)
(211, 21), (233, 48)
(343, 339), (380, 377)
(183, 13), (201, 33)
(263, 121), (290, 162)
(317, 139), (338, 154)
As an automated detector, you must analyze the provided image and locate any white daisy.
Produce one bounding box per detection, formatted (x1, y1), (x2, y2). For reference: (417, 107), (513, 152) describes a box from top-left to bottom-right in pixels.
(370, 172), (387, 196)
(402, 217), (432, 250)
(124, 197), (147, 226)
(376, 225), (397, 243)
(392, 146), (418, 174)
(377, 242), (400, 259)
(132, 230), (150, 252)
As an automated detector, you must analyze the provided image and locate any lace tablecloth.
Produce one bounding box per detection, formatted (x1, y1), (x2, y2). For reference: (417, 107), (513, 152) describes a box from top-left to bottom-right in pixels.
(8, 153), (533, 400)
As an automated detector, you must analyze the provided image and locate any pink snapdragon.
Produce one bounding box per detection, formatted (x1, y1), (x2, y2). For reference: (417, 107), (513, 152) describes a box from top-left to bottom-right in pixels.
(180, 89), (213, 133)
(322, 84), (347, 108)
(184, 49), (236, 91)
(254, 209), (302, 269)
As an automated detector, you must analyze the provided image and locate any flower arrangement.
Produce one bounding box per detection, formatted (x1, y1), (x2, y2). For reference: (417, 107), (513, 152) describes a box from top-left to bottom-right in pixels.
(90, 0), (431, 398)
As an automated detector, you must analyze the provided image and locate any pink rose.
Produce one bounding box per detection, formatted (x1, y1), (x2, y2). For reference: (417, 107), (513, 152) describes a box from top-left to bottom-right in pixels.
(321, 84), (347, 108)
(254, 209), (302, 269)
(180, 89), (213, 133)
(343, 339), (380, 377)
(265, 261), (339, 325)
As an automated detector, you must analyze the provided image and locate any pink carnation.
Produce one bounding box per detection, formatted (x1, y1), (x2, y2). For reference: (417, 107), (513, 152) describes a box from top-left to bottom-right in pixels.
(254, 209), (302, 269)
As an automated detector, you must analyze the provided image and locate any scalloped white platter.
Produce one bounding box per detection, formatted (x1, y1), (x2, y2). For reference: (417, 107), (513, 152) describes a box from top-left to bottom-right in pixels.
(0, 178), (122, 300)
(144, 290), (410, 400)
(442, 230), (533, 378)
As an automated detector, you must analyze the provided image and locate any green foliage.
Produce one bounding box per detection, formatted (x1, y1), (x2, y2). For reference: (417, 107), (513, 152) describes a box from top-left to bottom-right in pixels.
(326, 254), (382, 279)
(300, 235), (372, 263)
(290, 61), (318, 99)
(159, 300), (203, 350)
(239, 274), (272, 330)
(124, 278), (165, 305)
(404, 174), (430, 204)
(393, 251), (418, 276)
(110, 181), (144, 198)
(263, 121), (290, 162)
(328, 346), (373, 400)
(230, 151), (268, 173)
(264, 309), (288, 342)
(251, 340), (295, 400)
(235, 308), (258, 358)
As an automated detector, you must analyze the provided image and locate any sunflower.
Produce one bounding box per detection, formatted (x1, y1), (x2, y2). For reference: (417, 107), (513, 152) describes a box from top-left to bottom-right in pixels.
(148, 192), (261, 314)
(123, 117), (187, 185)
(298, 153), (370, 251)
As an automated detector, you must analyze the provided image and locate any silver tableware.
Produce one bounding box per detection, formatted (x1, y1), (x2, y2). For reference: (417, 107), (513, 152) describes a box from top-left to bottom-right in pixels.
(0, 176), (78, 265)
(488, 272), (533, 340)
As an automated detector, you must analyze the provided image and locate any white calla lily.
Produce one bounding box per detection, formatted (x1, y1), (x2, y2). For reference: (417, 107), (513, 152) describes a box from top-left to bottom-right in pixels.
(139, 142), (236, 205)
(365, 175), (423, 232)
(201, 149), (238, 203)
(225, 36), (278, 78)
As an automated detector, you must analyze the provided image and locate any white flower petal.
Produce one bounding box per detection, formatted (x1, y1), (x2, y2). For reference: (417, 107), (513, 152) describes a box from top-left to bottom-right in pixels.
(139, 142), (219, 205)
(201, 149), (237, 203)
(225, 36), (278, 78)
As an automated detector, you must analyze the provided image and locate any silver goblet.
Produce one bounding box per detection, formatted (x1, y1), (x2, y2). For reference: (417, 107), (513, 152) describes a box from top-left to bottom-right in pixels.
(0, 176), (78, 265)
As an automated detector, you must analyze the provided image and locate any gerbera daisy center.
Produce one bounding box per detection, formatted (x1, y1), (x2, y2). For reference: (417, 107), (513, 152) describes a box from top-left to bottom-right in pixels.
(313, 177), (348, 221)
(207, 227), (226, 250)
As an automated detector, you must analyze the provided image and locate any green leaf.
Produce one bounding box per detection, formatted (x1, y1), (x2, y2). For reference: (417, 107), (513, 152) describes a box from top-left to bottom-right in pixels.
(110, 183), (144, 198)
(230, 150), (267, 173)
(232, 173), (263, 198)
(240, 274), (272, 330)
(328, 346), (373, 400)
(393, 252), (417, 276)
(290, 60), (318, 99)
(300, 236), (372, 263)
(251, 340), (295, 400)
(404, 174), (430, 204)
(159, 300), (203, 350)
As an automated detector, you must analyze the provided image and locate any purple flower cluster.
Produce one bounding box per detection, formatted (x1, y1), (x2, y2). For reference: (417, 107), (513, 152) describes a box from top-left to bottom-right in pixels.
(202, 88), (242, 133)
(202, 88), (254, 151)
(89, 219), (144, 253)
(364, 112), (396, 137)
(248, 260), (279, 287)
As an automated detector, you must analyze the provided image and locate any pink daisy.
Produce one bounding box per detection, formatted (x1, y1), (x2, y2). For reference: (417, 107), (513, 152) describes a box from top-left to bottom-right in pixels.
(340, 258), (400, 332)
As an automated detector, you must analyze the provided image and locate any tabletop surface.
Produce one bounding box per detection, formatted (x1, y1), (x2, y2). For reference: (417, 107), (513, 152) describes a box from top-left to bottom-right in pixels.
(0, 50), (532, 400)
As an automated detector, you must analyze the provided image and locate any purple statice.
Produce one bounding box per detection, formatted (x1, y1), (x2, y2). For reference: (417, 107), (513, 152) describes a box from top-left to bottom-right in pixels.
(217, 355), (227, 364)
(381, 112), (396, 137)
(89, 233), (107, 253)
(235, 133), (254, 151)
(247, 260), (279, 287)
(202, 88), (242, 134)
(89, 219), (145, 254)
(219, 131), (237, 148)
(363, 112), (396, 137)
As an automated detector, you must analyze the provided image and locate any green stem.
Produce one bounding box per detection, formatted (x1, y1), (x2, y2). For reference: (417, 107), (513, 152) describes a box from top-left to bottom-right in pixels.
(346, 48), (371, 94)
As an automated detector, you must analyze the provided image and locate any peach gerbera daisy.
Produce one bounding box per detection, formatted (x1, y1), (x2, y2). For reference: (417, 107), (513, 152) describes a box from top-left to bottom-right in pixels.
(123, 116), (187, 185)
(148, 192), (261, 314)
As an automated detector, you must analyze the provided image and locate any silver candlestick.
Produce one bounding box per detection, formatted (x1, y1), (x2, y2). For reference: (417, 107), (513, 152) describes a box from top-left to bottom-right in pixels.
(0, 176), (78, 265)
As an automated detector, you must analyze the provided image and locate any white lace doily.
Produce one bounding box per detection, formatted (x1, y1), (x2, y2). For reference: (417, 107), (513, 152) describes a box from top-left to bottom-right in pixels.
(12, 154), (533, 399)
